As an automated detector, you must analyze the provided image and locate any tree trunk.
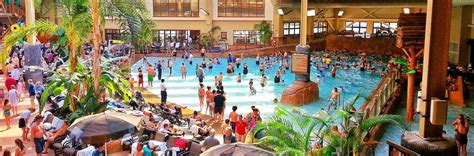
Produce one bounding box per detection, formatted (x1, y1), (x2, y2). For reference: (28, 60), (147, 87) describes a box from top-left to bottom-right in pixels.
(406, 48), (417, 121)
(67, 28), (77, 109)
(90, 0), (101, 98)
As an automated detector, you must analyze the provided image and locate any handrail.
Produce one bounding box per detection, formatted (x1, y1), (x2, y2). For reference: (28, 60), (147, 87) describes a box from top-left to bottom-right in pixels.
(361, 70), (400, 119)
(359, 70), (400, 141)
(387, 140), (420, 156)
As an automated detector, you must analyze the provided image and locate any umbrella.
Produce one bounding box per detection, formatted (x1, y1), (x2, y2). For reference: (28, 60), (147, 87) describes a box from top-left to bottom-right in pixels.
(69, 111), (141, 144)
(201, 143), (274, 156)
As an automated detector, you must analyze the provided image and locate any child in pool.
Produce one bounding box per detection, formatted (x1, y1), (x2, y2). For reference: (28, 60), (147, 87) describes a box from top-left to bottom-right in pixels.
(236, 73), (242, 83)
(260, 75), (267, 87)
(249, 79), (256, 95)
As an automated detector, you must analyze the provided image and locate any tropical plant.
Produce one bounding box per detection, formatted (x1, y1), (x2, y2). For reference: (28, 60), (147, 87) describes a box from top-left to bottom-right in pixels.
(255, 94), (408, 156)
(101, 0), (155, 49)
(33, 57), (131, 122)
(200, 26), (221, 50)
(253, 106), (324, 156)
(254, 21), (273, 46)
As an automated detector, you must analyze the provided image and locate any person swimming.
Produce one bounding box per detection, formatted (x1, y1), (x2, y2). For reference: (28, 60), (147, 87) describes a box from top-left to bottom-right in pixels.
(274, 73), (281, 84)
(260, 74), (267, 87)
(236, 73), (242, 83)
(249, 79), (256, 95)
(327, 87), (340, 111)
(331, 65), (337, 78)
(243, 63), (249, 75)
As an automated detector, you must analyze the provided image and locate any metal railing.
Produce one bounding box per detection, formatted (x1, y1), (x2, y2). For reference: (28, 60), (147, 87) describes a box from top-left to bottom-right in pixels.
(387, 140), (420, 156)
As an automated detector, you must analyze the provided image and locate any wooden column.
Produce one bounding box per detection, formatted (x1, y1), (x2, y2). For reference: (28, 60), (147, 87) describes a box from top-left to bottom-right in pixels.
(419, 0), (451, 139)
(307, 16), (314, 42)
(300, 0), (308, 46)
(272, 7), (284, 45)
(25, 0), (36, 43)
(458, 6), (472, 65)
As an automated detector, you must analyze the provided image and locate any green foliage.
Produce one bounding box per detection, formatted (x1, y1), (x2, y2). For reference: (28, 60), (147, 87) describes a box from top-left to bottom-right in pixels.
(200, 26), (221, 49)
(103, 0), (155, 51)
(33, 57), (131, 117)
(394, 58), (420, 75)
(255, 95), (408, 156)
(254, 21), (273, 45)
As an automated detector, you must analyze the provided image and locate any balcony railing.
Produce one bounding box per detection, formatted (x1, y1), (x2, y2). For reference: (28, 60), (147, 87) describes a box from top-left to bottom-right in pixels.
(361, 70), (400, 120)
(1, 2), (25, 18)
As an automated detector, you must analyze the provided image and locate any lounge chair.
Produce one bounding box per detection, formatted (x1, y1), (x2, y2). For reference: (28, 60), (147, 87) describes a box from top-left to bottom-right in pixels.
(50, 131), (70, 155)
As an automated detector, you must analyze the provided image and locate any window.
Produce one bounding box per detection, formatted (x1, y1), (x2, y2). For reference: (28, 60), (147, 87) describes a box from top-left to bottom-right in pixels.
(218, 0), (265, 17)
(105, 29), (123, 41)
(373, 22), (398, 33)
(221, 32), (227, 40)
(345, 21), (367, 34)
(233, 30), (261, 44)
(313, 21), (328, 34)
(155, 30), (191, 44)
(284, 22), (300, 35)
(153, 0), (199, 17)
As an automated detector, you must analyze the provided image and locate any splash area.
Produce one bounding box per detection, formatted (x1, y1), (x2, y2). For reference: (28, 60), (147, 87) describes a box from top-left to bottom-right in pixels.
(131, 55), (384, 118)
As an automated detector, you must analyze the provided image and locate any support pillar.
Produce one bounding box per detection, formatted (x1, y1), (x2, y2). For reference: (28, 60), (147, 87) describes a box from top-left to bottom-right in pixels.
(307, 16), (314, 43)
(401, 0), (457, 155)
(458, 6), (472, 65)
(25, 0), (36, 43)
(419, 0), (451, 139)
(273, 7), (284, 45)
(280, 0), (319, 106)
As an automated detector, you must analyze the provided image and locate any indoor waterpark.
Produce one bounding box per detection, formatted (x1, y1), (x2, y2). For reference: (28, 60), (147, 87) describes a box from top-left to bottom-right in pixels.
(0, 0), (473, 156)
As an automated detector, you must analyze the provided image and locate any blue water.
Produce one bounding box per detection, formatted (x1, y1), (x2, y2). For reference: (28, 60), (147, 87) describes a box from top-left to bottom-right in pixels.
(131, 57), (382, 118)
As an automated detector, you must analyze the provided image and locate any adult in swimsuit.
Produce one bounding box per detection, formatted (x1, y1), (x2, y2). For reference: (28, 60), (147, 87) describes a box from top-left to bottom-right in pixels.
(453, 114), (470, 156)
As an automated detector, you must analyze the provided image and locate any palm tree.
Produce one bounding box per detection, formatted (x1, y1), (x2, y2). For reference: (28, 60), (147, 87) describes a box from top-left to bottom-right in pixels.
(32, 57), (131, 122)
(200, 26), (221, 50)
(254, 21), (273, 46)
(254, 106), (329, 156)
(255, 95), (408, 156)
(89, 0), (101, 97)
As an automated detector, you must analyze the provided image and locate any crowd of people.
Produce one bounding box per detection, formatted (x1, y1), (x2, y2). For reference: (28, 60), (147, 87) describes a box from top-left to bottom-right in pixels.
(2, 39), (472, 155)
(131, 49), (399, 152)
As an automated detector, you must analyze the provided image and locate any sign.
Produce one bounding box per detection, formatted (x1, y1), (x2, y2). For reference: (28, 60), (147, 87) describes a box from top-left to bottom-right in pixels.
(291, 53), (309, 75)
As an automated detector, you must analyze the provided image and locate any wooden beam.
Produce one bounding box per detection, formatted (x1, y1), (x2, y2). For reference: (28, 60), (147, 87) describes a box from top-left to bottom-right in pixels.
(361, 8), (380, 19)
(402, 48), (410, 57)
(338, 18), (398, 20)
(415, 49), (424, 58)
(327, 19), (336, 32)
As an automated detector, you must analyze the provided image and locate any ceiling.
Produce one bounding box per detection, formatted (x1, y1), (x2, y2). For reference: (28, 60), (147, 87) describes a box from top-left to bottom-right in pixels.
(276, 0), (474, 8)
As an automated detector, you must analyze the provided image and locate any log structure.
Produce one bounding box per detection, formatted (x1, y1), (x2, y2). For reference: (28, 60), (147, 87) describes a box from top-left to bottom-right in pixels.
(396, 13), (426, 121)
(396, 13), (426, 50)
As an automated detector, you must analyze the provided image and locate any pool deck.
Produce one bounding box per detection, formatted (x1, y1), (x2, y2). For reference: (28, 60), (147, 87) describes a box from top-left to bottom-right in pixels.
(0, 75), (227, 155)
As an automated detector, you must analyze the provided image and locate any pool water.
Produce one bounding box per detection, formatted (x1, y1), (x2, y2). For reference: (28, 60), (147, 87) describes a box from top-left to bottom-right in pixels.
(131, 57), (382, 118)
